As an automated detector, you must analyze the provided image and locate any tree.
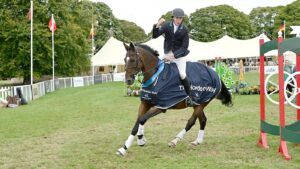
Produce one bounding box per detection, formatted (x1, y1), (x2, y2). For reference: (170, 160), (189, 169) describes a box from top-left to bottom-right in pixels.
(249, 6), (282, 38)
(92, 2), (124, 52)
(0, 0), (37, 82)
(45, 0), (92, 78)
(118, 20), (147, 43)
(0, 0), (108, 83)
(275, 0), (300, 39)
(189, 5), (255, 42)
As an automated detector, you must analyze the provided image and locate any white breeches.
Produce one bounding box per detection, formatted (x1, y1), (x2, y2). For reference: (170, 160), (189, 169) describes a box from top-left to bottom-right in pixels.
(172, 57), (187, 80)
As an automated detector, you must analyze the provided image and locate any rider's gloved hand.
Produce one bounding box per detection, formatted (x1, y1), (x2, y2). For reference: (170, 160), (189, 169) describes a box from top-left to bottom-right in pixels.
(163, 52), (175, 61)
(156, 18), (165, 28)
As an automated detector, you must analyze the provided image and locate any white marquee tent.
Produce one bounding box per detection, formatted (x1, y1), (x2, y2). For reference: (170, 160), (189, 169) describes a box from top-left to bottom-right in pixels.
(144, 34), (274, 61)
(92, 34), (280, 66)
(206, 34), (273, 59)
(92, 37), (126, 66)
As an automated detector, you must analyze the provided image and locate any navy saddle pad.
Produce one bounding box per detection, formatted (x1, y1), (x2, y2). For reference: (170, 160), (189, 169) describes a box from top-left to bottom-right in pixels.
(140, 62), (221, 109)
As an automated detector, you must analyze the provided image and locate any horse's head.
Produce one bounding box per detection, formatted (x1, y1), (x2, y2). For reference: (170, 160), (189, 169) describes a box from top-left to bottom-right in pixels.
(123, 42), (143, 85)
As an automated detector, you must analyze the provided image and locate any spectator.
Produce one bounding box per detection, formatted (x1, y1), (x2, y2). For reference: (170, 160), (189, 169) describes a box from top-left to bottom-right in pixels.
(0, 97), (8, 108)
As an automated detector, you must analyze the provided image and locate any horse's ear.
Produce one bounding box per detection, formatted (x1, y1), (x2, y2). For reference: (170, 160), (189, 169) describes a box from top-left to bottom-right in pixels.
(154, 50), (159, 57)
(129, 42), (136, 51)
(123, 42), (130, 51)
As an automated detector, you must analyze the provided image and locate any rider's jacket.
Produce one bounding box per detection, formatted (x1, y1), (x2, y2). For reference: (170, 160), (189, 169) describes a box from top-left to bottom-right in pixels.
(152, 21), (190, 59)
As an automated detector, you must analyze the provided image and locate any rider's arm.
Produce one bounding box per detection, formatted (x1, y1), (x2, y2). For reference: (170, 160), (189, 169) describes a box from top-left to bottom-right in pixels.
(152, 23), (166, 38)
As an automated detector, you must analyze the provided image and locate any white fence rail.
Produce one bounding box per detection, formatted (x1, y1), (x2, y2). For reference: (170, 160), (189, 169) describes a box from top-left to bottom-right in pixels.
(32, 82), (45, 100)
(0, 74), (113, 103)
(0, 87), (12, 101)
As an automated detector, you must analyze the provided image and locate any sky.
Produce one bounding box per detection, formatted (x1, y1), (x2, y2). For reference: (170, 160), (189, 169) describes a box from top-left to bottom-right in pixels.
(93, 0), (296, 33)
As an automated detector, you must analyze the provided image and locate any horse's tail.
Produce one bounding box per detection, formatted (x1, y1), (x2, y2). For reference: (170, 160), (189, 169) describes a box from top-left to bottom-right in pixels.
(216, 80), (233, 107)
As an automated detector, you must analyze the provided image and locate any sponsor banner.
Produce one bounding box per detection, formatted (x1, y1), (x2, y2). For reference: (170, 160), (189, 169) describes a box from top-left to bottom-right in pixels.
(264, 66), (278, 74)
(73, 77), (84, 87)
(113, 72), (125, 82)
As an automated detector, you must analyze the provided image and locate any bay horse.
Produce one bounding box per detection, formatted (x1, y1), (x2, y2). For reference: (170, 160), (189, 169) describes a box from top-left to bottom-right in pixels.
(117, 42), (232, 156)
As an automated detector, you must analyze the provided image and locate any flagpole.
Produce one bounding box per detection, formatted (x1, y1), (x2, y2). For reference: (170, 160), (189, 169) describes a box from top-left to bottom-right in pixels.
(52, 14), (55, 90)
(284, 20), (286, 39)
(30, 0), (33, 85)
(91, 6), (95, 82)
(92, 22), (95, 78)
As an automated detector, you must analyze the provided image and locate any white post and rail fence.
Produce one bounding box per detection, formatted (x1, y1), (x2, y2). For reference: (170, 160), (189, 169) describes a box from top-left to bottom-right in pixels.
(0, 73), (121, 103)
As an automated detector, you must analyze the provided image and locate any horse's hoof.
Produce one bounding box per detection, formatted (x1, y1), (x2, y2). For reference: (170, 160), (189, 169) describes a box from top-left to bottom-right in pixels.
(168, 141), (176, 148)
(116, 151), (123, 156)
(191, 140), (202, 146)
(168, 138), (180, 148)
(168, 140), (177, 148)
(116, 147), (126, 156)
(137, 140), (146, 146)
(137, 141), (146, 146)
(137, 137), (147, 146)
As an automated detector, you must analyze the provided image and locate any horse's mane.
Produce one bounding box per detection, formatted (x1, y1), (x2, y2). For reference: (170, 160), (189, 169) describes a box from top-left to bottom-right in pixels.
(136, 44), (159, 57)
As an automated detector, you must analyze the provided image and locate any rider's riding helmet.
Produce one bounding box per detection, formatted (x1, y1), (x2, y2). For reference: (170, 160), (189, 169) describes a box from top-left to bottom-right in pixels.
(172, 8), (185, 18)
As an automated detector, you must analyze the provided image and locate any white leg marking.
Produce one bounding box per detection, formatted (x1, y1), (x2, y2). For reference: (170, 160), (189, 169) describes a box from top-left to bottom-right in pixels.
(137, 124), (147, 146)
(116, 135), (135, 156)
(168, 129), (186, 147)
(137, 124), (144, 136)
(125, 135), (135, 148)
(191, 130), (205, 146)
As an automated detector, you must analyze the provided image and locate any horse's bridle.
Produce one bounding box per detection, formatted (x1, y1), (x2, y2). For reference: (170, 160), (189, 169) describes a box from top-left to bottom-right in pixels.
(125, 47), (165, 79)
(124, 49), (143, 71)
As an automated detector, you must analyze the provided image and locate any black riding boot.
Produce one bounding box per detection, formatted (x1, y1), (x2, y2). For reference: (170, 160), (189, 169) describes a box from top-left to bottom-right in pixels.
(182, 77), (191, 95)
(182, 77), (193, 105)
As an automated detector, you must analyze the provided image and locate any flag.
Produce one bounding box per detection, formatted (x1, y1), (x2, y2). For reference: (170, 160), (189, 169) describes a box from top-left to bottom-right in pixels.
(48, 15), (57, 32)
(279, 20), (285, 32)
(89, 27), (95, 38)
(27, 6), (32, 20)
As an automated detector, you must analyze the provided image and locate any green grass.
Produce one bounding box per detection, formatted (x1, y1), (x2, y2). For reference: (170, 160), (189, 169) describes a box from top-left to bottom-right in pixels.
(232, 71), (259, 86)
(242, 71), (259, 86)
(0, 81), (300, 169)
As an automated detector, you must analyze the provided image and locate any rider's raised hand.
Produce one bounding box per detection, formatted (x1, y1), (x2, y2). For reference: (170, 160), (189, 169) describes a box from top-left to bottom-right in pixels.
(156, 18), (165, 28)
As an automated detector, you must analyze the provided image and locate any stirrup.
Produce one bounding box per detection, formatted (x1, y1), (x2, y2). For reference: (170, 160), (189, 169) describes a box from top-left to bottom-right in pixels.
(186, 97), (193, 106)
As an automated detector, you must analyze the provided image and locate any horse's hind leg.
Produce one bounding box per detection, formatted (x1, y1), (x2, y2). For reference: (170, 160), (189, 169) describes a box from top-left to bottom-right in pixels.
(117, 107), (163, 156)
(191, 105), (207, 146)
(168, 105), (200, 147)
(190, 113), (206, 145)
(168, 103), (208, 147)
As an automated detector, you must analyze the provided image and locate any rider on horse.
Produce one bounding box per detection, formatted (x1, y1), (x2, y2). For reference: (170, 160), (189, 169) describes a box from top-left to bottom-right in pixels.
(152, 8), (191, 103)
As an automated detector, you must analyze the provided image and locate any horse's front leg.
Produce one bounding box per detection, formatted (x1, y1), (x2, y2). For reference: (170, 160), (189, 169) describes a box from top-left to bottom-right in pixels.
(117, 106), (162, 156)
(137, 108), (167, 145)
(136, 102), (151, 146)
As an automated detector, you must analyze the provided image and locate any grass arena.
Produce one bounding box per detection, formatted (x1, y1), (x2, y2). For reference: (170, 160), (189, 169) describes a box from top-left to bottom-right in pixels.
(1, 75), (300, 168)
(2, 1), (300, 168)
